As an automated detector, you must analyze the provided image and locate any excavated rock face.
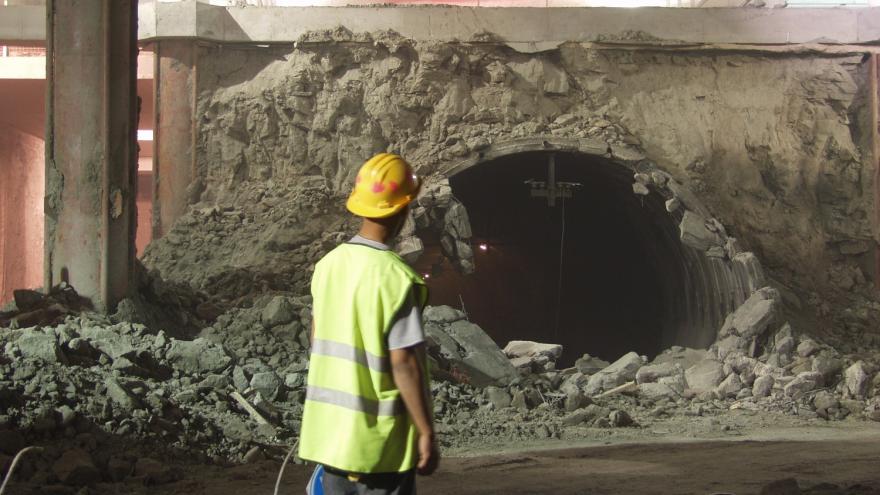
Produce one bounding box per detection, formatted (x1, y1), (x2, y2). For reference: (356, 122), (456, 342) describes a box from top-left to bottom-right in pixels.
(143, 31), (878, 349)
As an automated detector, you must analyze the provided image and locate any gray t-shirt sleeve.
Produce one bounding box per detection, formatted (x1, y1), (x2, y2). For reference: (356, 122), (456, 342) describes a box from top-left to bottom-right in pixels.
(387, 289), (426, 350)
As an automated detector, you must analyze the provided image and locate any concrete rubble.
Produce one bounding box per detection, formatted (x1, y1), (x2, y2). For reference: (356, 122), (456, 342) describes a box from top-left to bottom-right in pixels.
(0, 284), (879, 491)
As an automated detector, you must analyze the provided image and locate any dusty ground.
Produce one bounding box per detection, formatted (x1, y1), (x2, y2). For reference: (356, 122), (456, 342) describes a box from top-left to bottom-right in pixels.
(133, 413), (880, 495)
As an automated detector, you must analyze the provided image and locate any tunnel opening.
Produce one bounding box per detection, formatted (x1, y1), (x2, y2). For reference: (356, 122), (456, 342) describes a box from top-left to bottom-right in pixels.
(414, 151), (695, 368)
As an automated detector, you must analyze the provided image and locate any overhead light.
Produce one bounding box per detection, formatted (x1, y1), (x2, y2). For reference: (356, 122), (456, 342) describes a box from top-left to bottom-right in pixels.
(137, 129), (154, 141)
(478, 243), (488, 251)
(423, 273), (431, 279)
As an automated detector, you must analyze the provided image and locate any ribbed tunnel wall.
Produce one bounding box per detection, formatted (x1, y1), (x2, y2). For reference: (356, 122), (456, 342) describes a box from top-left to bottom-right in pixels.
(419, 145), (765, 364)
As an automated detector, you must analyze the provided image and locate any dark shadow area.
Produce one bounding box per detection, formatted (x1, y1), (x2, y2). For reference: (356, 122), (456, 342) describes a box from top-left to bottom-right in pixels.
(414, 152), (685, 367)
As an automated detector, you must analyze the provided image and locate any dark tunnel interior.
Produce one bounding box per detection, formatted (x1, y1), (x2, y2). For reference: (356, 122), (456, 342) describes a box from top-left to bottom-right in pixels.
(413, 152), (688, 368)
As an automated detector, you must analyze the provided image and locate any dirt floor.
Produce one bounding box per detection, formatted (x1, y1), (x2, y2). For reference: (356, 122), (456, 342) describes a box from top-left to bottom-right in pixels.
(137, 414), (880, 495)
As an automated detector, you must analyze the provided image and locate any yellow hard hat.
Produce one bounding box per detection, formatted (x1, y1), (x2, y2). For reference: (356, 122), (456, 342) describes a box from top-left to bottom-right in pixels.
(346, 153), (420, 219)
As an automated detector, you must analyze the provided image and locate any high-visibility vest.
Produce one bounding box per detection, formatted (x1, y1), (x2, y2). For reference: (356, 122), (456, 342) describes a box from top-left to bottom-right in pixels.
(298, 242), (429, 474)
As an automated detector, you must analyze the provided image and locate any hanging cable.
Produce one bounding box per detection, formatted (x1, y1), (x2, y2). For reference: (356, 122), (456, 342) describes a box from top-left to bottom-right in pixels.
(554, 195), (566, 343)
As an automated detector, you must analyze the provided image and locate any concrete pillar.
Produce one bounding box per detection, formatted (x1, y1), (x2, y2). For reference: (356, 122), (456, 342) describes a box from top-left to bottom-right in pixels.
(45, 0), (138, 312)
(153, 40), (197, 239)
(872, 55), (880, 289)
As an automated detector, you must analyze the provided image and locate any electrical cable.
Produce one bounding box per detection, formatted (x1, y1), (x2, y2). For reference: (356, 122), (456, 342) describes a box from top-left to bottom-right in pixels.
(554, 196), (566, 343)
(273, 440), (299, 495)
(0, 446), (43, 495)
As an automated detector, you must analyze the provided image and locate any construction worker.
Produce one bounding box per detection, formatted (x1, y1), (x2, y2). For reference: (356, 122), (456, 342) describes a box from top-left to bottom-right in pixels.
(299, 153), (439, 495)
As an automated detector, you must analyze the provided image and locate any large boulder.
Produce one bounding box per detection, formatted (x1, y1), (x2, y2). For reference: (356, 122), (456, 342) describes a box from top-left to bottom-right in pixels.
(425, 319), (518, 387)
(684, 359), (726, 393)
(718, 287), (779, 340)
(583, 352), (643, 395)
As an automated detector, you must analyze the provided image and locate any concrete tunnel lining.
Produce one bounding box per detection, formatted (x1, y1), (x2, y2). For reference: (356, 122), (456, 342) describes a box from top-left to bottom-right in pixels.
(416, 142), (767, 366)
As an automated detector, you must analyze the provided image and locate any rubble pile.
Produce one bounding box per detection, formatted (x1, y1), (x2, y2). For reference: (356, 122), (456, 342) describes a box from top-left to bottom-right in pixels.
(1, 286), (879, 490)
(0, 294), (314, 489)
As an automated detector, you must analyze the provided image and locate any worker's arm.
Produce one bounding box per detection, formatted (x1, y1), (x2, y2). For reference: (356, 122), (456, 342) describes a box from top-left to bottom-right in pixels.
(390, 344), (439, 476)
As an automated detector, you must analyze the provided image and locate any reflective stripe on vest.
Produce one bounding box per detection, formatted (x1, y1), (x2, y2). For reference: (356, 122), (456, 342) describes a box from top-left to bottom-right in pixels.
(311, 338), (391, 373)
(306, 385), (403, 416)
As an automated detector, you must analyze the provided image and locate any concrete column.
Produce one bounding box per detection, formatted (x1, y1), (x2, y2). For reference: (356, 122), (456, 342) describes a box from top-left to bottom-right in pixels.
(872, 55), (880, 289)
(45, 0), (138, 312)
(153, 40), (197, 239)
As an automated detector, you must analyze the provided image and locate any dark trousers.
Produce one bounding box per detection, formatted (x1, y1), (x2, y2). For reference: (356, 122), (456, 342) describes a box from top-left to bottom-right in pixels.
(309, 465), (416, 495)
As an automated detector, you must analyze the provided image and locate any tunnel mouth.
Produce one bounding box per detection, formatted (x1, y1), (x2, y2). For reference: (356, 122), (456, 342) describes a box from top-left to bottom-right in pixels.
(414, 151), (693, 369)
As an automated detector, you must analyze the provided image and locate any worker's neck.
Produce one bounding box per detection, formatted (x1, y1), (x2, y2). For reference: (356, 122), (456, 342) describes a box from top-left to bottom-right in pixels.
(358, 218), (395, 246)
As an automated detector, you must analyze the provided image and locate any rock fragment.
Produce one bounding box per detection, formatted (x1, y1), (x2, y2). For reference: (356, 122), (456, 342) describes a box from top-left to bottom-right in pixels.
(166, 338), (232, 374)
(784, 371), (823, 399)
(583, 352), (643, 395)
(844, 361), (871, 399)
(718, 287), (778, 340)
(752, 375), (775, 398)
(685, 359), (725, 393)
(574, 354), (610, 375)
(17, 333), (67, 364)
(261, 296), (296, 328)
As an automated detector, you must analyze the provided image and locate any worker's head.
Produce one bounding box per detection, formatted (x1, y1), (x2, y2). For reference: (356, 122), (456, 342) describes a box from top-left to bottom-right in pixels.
(346, 153), (420, 225)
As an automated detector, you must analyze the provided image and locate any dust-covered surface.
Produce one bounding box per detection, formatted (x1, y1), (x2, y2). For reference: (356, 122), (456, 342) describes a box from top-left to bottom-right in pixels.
(143, 31), (879, 347)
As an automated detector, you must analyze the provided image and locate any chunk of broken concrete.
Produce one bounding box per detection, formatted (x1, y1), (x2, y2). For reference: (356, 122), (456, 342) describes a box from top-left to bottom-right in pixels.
(752, 375), (774, 398)
(165, 338), (232, 374)
(427, 319), (518, 387)
(635, 362), (680, 384)
(583, 352), (643, 395)
(784, 371), (823, 399)
(574, 354), (610, 375)
(714, 373), (744, 399)
(17, 333), (67, 364)
(679, 211), (722, 251)
(503, 341), (563, 361)
(718, 287), (778, 340)
(423, 305), (466, 324)
(684, 359), (726, 393)
(261, 296), (296, 328)
(844, 361), (871, 399)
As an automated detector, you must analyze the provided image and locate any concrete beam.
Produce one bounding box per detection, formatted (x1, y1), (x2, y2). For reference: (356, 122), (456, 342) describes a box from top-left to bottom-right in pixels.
(153, 40), (197, 240)
(0, 5), (43, 43)
(3, 3), (880, 46)
(136, 2), (880, 45)
(45, 0), (138, 311)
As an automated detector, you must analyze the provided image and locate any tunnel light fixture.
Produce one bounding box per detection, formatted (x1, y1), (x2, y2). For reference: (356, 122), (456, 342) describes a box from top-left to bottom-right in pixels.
(478, 243), (488, 251)
(526, 153), (582, 207)
(137, 129), (154, 141)
(423, 273), (430, 279)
